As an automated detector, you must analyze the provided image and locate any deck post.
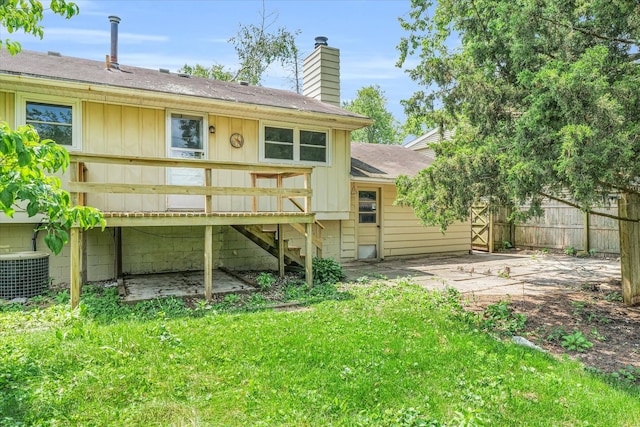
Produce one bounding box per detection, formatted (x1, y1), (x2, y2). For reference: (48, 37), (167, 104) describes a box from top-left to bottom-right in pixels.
(204, 225), (213, 301)
(70, 227), (83, 309)
(205, 168), (213, 213)
(278, 224), (285, 277)
(305, 222), (313, 286)
(304, 173), (311, 213)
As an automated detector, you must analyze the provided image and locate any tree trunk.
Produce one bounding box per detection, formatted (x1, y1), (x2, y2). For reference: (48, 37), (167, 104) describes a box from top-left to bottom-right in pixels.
(618, 192), (640, 305)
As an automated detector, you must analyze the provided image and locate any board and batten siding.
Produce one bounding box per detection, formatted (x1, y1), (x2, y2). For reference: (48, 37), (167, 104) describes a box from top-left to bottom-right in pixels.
(0, 91), (14, 124)
(78, 100), (352, 215)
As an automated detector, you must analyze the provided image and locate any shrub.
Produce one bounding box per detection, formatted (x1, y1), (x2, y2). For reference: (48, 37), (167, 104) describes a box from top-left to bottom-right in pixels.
(312, 257), (346, 286)
(256, 272), (276, 290)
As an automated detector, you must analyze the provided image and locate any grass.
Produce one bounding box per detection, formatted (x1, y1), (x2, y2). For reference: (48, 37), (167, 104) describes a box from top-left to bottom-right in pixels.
(1, 280), (640, 426)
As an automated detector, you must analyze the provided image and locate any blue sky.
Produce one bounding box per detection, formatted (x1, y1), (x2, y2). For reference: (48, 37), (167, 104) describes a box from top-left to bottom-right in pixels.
(10, 0), (421, 123)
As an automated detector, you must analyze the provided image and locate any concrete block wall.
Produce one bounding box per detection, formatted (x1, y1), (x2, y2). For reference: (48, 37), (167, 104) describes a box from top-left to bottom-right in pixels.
(1, 222), (338, 287)
(0, 224), (114, 286)
(217, 225), (278, 271)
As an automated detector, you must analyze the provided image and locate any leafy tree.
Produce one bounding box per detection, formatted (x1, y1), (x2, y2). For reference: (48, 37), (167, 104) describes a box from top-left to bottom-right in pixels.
(178, 64), (233, 81)
(181, 4), (302, 90)
(395, 0), (640, 303)
(343, 85), (401, 144)
(0, 0), (79, 54)
(0, 0), (104, 254)
(0, 123), (104, 254)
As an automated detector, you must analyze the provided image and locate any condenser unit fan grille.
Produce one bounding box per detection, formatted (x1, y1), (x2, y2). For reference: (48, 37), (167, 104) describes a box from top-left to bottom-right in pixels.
(0, 252), (50, 299)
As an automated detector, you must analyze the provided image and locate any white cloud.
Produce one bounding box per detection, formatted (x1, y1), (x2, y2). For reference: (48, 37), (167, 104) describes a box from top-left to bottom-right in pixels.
(43, 28), (168, 44)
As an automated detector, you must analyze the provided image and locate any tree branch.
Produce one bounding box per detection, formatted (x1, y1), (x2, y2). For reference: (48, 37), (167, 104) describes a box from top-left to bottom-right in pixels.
(538, 191), (638, 223)
(537, 14), (638, 47)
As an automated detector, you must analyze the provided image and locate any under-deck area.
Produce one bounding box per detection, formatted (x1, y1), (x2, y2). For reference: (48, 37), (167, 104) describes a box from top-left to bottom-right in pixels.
(68, 153), (322, 308)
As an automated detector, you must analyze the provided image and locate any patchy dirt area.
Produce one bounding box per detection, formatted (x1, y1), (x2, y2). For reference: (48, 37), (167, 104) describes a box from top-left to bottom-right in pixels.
(466, 277), (640, 376)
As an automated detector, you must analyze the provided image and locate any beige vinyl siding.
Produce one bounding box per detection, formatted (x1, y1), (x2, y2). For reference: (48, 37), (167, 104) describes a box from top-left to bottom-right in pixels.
(0, 91), (14, 124)
(343, 183), (470, 260)
(381, 184), (470, 257)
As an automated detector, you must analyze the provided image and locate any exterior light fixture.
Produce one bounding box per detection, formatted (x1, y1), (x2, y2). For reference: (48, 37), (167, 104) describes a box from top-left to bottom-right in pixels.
(208, 125), (216, 134)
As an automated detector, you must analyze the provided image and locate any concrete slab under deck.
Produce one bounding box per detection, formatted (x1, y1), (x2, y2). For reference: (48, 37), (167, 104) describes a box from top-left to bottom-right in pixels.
(121, 269), (255, 303)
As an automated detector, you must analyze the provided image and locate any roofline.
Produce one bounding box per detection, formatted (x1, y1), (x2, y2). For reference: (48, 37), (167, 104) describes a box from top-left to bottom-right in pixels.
(403, 127), (439, 148)
(0, 73), (374, 131)
(350, 176), (397, 184)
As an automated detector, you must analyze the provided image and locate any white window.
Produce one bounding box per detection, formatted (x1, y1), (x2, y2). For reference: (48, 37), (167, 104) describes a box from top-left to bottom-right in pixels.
(168, 113), (205, 160)
(261, 123), (330, 165)
(17, 93), (81, 150)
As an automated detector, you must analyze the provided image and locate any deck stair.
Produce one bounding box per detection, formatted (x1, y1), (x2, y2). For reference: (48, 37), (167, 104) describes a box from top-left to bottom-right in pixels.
(231, 224), (305, 267)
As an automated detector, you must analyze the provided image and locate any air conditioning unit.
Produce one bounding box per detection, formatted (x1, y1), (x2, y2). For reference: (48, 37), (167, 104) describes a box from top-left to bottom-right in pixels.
(0, 251), (50, 299)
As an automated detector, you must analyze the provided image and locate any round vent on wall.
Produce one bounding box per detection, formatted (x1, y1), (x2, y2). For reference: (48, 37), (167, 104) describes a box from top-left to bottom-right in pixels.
(0, 251), (50, 299)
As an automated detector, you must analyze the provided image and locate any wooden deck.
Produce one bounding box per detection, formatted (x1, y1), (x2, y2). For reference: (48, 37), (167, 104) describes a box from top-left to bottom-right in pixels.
(67, 153), (318, 308)
(101, 211), (315, 227)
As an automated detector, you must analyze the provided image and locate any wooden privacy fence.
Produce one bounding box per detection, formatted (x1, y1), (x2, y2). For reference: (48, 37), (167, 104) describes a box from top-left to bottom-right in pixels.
(491, 201), (620, 255)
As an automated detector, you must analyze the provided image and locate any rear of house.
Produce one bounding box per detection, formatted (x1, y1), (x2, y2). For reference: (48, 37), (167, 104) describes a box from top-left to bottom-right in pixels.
(1, 20), (470, 297)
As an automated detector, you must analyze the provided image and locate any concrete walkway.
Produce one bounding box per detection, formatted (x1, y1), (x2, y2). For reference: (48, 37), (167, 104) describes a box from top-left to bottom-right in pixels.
(342, 251), (621, 297)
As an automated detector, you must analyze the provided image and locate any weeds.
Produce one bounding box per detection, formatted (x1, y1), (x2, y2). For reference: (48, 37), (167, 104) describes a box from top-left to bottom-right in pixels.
(561, 331), (594, 352)
(312, 257), (346, 286)
(479, 300), (526, 335)
(256, 272), (276, 291)
(564, 246), (577, 256)
(604, 292), (623, 302)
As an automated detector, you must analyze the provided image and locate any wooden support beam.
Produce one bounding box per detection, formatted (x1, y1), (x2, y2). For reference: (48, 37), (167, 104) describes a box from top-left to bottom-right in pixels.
(114, 227), (122, 278)
(70, 227), (83, 309)
(204, 225), (213, 301)
(278, 224), (285, 278)
(305, 222), (313, 286)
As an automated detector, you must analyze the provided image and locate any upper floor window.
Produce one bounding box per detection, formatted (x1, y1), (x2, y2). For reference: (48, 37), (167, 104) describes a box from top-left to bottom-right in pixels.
(169, 113), (205, 159)
(261, 123), (329, 165)
(17, 93), (81, 150)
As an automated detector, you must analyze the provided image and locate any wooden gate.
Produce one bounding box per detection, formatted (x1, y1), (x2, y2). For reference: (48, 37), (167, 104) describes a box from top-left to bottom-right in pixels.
(471, 204), (491, 252)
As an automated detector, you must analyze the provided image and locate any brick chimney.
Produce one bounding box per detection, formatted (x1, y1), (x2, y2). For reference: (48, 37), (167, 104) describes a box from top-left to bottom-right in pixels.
(303, 36), (340, 107)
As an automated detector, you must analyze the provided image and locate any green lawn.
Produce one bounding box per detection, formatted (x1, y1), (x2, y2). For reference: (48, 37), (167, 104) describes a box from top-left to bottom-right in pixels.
(1, 280), (639, 426)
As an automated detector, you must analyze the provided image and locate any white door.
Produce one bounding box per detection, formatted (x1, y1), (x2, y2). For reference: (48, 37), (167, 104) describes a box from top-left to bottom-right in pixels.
(357, 188), (380, 259)
(167, 113), (206, 210)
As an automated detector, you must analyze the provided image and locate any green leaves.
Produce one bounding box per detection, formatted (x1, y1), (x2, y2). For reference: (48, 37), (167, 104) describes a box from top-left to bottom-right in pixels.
(0, 0), (79, 55)
(343, 85), (401, 144)
(0, 121), (104, 254)
(396, 0), (640, 228)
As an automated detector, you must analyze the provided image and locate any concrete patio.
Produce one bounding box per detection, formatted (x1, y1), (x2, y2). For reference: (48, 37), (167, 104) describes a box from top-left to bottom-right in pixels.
(342, 251), (621, 297)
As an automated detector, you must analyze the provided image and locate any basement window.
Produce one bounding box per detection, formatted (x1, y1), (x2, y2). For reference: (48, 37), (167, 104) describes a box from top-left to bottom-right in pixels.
(18, 93), (81, 150)
(261, 123), (329, 165)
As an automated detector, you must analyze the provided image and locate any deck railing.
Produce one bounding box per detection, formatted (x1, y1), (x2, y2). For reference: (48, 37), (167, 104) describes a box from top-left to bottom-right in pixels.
(68, 153), (313, 215)
(67, 153), (320, 307)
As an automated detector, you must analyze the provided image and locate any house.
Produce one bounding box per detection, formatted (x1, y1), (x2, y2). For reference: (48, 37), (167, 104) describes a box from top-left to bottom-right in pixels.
(347, 142), (469, 260)
(0, 17), (469, 305)
(402, 127), (452, 160)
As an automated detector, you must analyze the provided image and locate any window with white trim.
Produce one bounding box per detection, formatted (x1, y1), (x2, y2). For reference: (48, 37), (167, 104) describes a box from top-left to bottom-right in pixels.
(261, 123), (329, 165)
(17, 94), (81, 150)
